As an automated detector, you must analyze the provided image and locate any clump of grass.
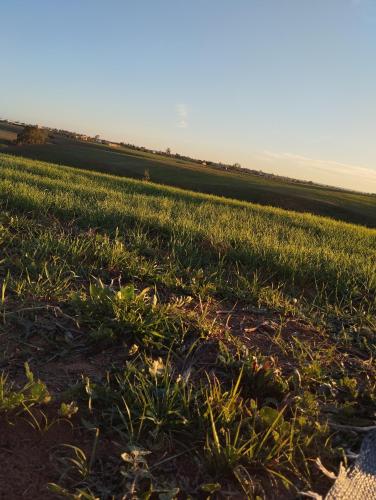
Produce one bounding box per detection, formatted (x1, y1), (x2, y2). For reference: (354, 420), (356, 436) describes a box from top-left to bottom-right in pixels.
(0, 363), (51, 415)
(64, 347), (332, 497)
(72, 279), (211, 349)
(112, 356), (195, 443)
(216, 342), (290, 405)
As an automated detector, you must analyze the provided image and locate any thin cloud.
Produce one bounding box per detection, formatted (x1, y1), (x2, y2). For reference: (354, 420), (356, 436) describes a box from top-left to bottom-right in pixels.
(261, 150), (376, 192)
(176, 103), (188, 128)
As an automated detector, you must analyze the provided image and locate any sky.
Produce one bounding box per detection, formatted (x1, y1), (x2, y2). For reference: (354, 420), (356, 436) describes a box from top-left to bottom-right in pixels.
(1, 0), (376, 193)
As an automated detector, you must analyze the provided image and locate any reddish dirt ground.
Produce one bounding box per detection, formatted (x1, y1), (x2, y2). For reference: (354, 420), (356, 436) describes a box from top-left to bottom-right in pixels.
(0, 413), (79, 500)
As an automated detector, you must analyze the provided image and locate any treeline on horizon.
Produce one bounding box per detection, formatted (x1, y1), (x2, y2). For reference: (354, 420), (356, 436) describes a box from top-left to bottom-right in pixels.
(1, 118), (372, 196)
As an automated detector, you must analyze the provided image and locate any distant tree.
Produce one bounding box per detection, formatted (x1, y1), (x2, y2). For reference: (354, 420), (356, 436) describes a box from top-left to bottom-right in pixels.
(143, 168), (150, 182)
(166, 148), (171, 155)
(16, 126), (48, 145)
(233, 162), (241, 169)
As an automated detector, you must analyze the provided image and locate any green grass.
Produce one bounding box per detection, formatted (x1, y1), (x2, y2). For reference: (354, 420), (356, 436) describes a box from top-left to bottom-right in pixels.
(0, 153), (375, 316)
(1, 121), (376, 228)
(0, 363), (50, 414)
(0, 153), (375, 498)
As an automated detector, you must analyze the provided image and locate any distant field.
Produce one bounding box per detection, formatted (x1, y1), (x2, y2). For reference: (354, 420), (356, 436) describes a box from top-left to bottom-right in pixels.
(0, 153), (375, 498)
(1, 121), (375, 227)
(0, 122), (20, 146)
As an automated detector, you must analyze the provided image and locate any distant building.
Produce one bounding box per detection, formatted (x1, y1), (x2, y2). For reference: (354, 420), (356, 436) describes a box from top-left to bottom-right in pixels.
(74, 134), (88, 141)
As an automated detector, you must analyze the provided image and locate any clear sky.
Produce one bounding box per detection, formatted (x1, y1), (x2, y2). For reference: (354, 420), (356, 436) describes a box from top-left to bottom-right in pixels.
(1, 0), (376, 192)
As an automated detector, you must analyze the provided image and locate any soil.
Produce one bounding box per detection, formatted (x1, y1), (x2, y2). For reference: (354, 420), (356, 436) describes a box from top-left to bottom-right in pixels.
(0, 412), (79, 500)
(0, 301), (357, 498)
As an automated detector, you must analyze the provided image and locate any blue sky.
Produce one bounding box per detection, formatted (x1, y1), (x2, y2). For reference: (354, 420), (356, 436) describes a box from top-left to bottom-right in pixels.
(1, 0), (376, 192)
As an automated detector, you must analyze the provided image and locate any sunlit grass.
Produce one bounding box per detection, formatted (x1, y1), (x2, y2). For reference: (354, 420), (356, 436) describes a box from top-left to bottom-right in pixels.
(0, 153), (375, 322)
(0, 153), (375, 498)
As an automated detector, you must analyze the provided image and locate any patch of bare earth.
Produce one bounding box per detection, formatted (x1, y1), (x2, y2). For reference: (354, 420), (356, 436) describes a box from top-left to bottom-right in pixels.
(214, 305), (364, 372)
(0, 412), (78, 500)
(0, 300), (371, 498)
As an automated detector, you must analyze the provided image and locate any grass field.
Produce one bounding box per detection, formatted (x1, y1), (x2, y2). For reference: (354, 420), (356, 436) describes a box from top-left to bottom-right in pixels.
(0, 153), (375, 498)
(1, 121), (376, 228)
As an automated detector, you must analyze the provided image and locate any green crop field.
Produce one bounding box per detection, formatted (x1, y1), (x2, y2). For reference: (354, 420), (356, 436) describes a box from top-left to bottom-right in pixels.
(1, 121), (376, 228)
(0, 153), (375, 498)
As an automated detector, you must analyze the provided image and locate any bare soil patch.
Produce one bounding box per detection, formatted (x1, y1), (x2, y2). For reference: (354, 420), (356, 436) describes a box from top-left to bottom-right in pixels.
(0, 413), (78, 500)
